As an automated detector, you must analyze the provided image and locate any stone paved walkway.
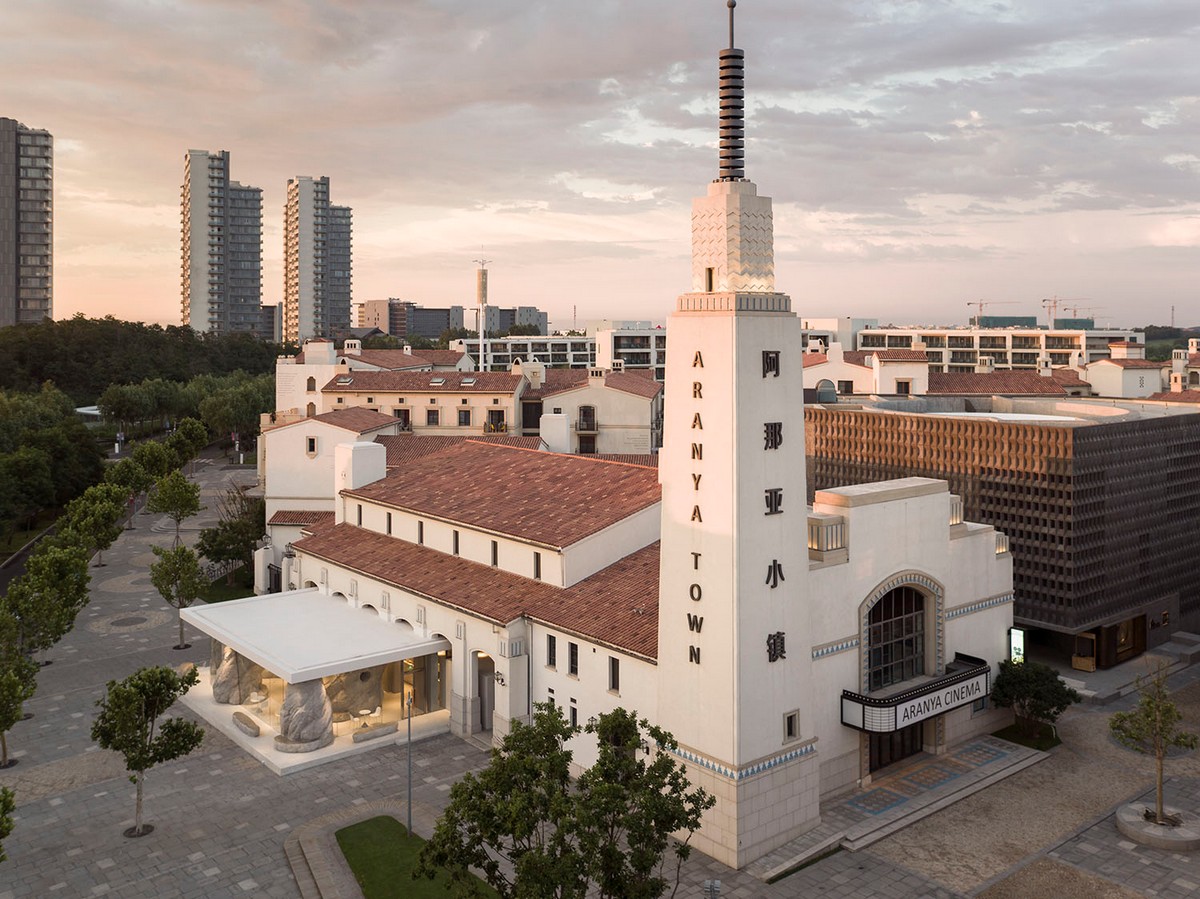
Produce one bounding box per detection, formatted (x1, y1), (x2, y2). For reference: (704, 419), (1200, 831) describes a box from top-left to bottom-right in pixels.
(3, 450), (1200, 898)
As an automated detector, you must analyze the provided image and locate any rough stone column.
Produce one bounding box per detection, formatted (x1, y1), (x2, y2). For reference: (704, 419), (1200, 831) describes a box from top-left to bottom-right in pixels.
(275, 679), (334, 752)
(210, 644), (266, 705)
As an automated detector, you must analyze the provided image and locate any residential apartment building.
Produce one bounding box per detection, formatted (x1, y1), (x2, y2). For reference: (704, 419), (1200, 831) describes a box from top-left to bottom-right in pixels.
(595, 327), (667, 381)
(805, 397), (1200, 669)
(452, 334), (595, 371)
(180, 150), (265, 336)
(856, 325), (1138, 372)
(0, 117), (53, 327)
(283, 176), (352, 343)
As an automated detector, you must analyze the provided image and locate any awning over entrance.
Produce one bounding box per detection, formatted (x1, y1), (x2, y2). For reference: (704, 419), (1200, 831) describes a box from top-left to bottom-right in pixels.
(841, 653), (990, 733)
(181, 587), (451, 683)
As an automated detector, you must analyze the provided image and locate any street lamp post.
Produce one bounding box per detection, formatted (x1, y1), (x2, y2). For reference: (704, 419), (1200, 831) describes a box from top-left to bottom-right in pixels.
(407, 692), (414, 836)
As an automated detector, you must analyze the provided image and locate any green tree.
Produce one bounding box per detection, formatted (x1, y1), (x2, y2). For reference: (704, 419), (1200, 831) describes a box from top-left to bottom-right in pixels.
(59, 483), (126, 566)
(2, 542), (91, 657)
(991, 659), (1081, 738)
(105, 457), (153, 525)
(0, 610), (38, 768)
(0, 785), (14, 862)
(0, 446), (54, 538)
(91, 666), (205, 837)
(132, 441), (174, 479)
(1109, 661), (1200, 826)
(418, 703), (712, 899)
(196, 487), (265, 585)
(149, 545), (206, 650)
(505, 324), (542, 337)
(147, 470), (201, 545)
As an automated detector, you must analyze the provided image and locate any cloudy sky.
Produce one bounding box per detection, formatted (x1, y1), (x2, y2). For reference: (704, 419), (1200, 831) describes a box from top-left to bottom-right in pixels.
(3, 0), (1199, 330)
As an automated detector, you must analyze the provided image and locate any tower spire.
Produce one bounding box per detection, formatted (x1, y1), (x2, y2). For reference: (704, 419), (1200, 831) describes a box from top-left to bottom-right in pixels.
(718, 0), (745, 181)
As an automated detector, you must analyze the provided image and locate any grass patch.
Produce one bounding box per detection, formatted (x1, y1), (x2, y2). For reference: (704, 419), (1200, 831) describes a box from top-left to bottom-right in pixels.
(201, 569), (255, 604)
(993, 721), (1062, 751)
(335, 815), (498, 899)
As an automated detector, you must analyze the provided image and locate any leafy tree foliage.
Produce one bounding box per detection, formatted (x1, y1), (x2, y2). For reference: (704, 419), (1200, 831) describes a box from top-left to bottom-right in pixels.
(58, 483), (127, 565)
(149, 545), (207, 649)
(0, 315), (279, 405)
(146, 471), (201, 545)
(91, 666), (205, 836)
(1110, 661), (1200, 825)
(131, 441), (175, 479)
(197, 374), (273, 441)
(0, 446), (54, 538)
(2, 541), (91, 655)
(197, 486), (265, 585)
(0, 785), (14, 862)
(0, 609), (38, 768)
(417, 703), (713, 899)
(991, 659), (1081, 737)
(105, 458), (154, 519)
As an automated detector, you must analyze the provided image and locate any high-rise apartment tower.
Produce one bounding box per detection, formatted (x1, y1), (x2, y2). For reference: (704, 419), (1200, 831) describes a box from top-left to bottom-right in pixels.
(0, 118), (53, 327)
(283, 176), (351, 343)
(180, 149), (264, 336)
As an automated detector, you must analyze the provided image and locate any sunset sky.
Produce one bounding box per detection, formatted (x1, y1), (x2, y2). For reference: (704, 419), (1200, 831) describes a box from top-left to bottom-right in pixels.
(2, 0), (1199, 331)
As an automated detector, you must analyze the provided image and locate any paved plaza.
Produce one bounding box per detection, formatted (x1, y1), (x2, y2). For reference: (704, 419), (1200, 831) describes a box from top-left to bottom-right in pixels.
(2, 452), (1200, 897)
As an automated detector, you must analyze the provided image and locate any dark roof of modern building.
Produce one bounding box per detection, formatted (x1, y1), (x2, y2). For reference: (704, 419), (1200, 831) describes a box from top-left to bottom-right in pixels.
(307, 408), (400, 433)
(294, 524), (660, 659)
(345, 441), (661, 548)
(1147, 390), (1200, 404)
(521, 368), (663, 401)
(374, 434), (543, 468)
(927, 372), (1068, 396)
(321, 371), (522, 394)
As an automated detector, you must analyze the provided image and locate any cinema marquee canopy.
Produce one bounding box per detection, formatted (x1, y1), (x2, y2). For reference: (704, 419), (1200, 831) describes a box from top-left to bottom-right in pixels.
(840, 654), (991, 733)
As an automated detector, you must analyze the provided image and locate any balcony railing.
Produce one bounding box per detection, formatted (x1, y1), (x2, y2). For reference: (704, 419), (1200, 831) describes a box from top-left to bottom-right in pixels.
(808, 514), (846, 553)
(996, 532), (1010, 555)
(484, 421), (508, 433)
(950, 495), (964, 526)
(576, 416), (599, 433)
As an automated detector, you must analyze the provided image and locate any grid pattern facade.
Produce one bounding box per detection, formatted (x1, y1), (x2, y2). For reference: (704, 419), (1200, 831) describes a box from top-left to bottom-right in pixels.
(856, 326), (1137, 372)
(0, 118), (53, 327)
(805, 407), (1200, 634)
(283, 176), (352, 343)
(180, 150), (264, 336)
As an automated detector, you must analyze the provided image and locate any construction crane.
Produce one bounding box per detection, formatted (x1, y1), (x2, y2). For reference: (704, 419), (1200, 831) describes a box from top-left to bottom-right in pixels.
(1042, 296), (1088, 328)
(1062, 304), (1103, 319)
(967, 300), (1017, 325)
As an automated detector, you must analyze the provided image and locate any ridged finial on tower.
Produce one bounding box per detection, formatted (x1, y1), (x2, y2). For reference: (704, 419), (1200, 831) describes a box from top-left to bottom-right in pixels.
(719, 0), (745, 181)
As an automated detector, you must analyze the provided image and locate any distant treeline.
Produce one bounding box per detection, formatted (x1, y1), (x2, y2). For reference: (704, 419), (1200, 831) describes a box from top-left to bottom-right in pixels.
(0, 316), (284, 405)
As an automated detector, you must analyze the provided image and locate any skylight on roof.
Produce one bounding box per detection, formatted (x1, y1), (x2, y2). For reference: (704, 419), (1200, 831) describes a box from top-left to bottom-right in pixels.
(336, 376), (353, 384)
(462, 377), (476, 385)
(430, 377), (446, 386)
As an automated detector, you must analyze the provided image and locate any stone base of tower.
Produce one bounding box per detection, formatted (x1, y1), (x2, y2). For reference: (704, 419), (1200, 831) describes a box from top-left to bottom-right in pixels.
(678, 744), (822, 869)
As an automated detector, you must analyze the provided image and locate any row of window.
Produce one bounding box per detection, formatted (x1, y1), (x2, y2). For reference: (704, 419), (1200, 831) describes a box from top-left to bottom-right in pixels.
(546, 635), (619, 690)
(368, 505), (542, 579)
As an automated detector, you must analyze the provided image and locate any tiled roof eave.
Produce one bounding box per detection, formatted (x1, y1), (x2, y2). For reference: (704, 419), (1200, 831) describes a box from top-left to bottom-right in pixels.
(524, 614), (658, 664)
(334, 495), (569, 551)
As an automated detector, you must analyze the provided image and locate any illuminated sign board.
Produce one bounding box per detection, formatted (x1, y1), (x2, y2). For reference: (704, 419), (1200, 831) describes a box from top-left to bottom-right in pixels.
(1009, 627), (1025, 664)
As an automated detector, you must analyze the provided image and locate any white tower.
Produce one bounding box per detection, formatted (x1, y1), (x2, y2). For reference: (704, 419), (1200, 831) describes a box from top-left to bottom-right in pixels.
(656, 1), (818, 868)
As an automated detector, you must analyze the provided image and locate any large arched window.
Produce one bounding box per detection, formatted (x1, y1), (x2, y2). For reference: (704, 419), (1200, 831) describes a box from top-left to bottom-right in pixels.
(816, 379), (837, 404)
(867, 586), (925, 692)
(306, 376), (317, 391)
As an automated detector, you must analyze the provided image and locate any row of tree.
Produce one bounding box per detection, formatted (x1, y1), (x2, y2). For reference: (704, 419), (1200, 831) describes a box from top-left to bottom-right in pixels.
(98, 371), (274, 445)
(0, 418), (214, 856)
(0, 316), (281, 405)
(0, 383), (106, 541)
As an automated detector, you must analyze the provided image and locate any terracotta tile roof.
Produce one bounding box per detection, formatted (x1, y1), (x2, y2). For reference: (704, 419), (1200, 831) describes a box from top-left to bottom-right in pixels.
(294, 524), (660, 659)
(1147, 390), (1200, 404)
(346, 441), (661, 547)
(269, 510), (336, 532)
(322, 371), (521, 394)
(586, 453), (659, 468)
(927, 372), (1067, 396)
(1189, 353), (1200, 367)
(307, 408), (400, 434)
(348, 348), (467, 369)
(801, 352), (872, 370)
(1049, 368), (1087, 385)
(872, 349), (929, 362)
(521, 368), (662, 400)
(1087, 358), (1166, 370)
(374, 434), (543, 468)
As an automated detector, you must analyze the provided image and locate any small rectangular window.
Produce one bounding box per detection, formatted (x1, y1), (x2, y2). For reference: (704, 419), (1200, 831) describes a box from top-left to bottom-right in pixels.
(453, 530), (460, 555)
(533, 551), (541, 581)
(386, 512), (392, 535)
(417, 521), (424, 545)
(547, 687), (555, 707)
(569, 699), (578, 728)
(705, 267), (714, 291)
(426, 408), (440, 426)
(367, 396), (373, 403)
(972, 697), (988, 714)
(784, 710), (799, 741)
(356, 504), (362, 526)
(491, 540), (498, 566)
(568, 642), (579, 676)
(547, 635), (557, 668)
(609, 657), (620, 692)
(458, 409), (471, 427)
(306, 436), (317, 454)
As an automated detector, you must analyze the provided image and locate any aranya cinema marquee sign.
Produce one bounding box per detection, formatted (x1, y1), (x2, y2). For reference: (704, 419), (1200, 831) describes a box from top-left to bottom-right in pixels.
(840, 654), (991, 733)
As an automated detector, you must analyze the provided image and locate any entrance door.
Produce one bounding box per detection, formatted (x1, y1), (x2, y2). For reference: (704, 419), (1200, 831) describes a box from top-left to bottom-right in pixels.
(869, 721), (924, 773)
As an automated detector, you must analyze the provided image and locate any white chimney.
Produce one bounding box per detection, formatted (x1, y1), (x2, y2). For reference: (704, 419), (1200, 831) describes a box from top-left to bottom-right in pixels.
(334, 442), (387, 524)
(976, 356), (995, 374)
(1037, 355), (1052, 377)
(1170, 371), (1185, 394)
(344, 339), (362, 356)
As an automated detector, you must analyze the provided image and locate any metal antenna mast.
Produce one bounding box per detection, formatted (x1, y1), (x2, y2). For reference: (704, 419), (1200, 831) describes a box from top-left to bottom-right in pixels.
(718, 0), (745, 181)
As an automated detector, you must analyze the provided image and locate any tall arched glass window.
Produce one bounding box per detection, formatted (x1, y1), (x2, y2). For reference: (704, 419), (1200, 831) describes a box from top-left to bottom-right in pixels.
(867, 586), (925, 692)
